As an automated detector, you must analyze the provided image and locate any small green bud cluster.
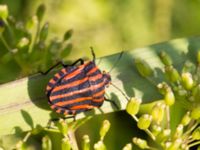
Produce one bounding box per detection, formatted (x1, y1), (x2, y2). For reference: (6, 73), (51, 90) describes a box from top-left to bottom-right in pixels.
(81, 120), (110, 150)
(129, 50), (200, 149)
(0, 4), (73, 80)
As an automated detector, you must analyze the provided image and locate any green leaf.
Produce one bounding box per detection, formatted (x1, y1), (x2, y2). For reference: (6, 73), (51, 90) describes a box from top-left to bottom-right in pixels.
(63, 29), (73, 41)
(1, 37), (200, 136)
(36, 4), (46, 22)
(39, 23), (49, 42)
(60, 43), (72, 59)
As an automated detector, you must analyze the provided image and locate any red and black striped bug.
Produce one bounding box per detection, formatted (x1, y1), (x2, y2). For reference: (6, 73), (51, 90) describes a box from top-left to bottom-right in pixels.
(45, 48), (121, 116)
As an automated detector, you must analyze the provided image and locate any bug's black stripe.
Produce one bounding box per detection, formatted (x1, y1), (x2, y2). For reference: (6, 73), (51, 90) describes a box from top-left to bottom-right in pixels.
(84, 61), (96, 72)
(59, 69), (65, 76)
(50, 104), (73, 115)
(50, 79), (90, 96)
(59, 69), (101, 87)
(62, 71), (85, 84)
(47, 61), (95, 88)
(60, 67), (101, 86)
(87, 69), (102, 77)
(74, 109), (88, 114)
(51, 90), (92, 104)
(51, 85), (105, 104)
(93, 94), (105, 100)
(47, 82), (54, 87)
(50, 77), (104, 103)
(91, 84), (105, 94)
(51, 77), (104, 96)
(47, 69), (67, 89)
(61, 99), (92, 108)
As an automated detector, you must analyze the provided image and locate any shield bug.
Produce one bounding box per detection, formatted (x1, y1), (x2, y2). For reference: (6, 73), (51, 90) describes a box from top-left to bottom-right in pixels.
(45, 48), (122, 116)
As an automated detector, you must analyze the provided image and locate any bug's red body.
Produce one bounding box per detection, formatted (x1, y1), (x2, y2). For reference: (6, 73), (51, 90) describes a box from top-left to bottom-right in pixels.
(46, 61), (111, 115)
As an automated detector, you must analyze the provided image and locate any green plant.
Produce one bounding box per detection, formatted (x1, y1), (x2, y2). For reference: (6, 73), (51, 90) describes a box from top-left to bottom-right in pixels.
(0, 4), (73, 83)
(125, 50), (200, 150)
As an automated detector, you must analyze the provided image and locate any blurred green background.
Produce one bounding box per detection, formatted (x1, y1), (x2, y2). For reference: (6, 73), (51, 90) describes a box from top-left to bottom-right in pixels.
(1, 0), (200, 83)
(1, 0), (200, 149)
(2, 0), (200, 58)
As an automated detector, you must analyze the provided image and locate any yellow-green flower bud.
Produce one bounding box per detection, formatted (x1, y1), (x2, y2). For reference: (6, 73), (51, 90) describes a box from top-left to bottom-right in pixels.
(62, 137), (71, 150)
(26, 16), (38, 30)
(164, 89), (175, 106)
(151, 102), (165, 124)
(192, 127), (200, 140)
(192, 84), (200, 102)
(159, 51), (172, 66)
(197, 51), (200, 64)
(181, 111), (191, 126)
(157, 82), (170, 95)
(191, 106), (200, 120)
(181, 72), (194, 90)
(166, 138), (182, 150)
(42, 135), (52, 150)
(135, 58), (153, 77)
(99, 120), (110, 140)
(94, 141), (106, 150)
(181, 144), (188, 150)
(126, 97), (141, 116)
(56, 119), (68, 136)
(151, 125), (162, 137)
(137, 114), (152, 130)
(82, 135), (90, 150)
(165, 66), (180, 83)
(132, 137), (149, 149)
(156, 129), (171, 143)
(17, 37), (29, 48)
(122, 143), (132, 150)
(0, 5), (8, 20)
(173, 124), (183, 139)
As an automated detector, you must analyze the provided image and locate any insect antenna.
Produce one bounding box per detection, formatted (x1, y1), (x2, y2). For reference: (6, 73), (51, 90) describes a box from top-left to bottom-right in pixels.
(110, 82), (129, 101)
(108, 51), (124, 73)
(107, 51), (129, 101)
(90, 47), (96, 63)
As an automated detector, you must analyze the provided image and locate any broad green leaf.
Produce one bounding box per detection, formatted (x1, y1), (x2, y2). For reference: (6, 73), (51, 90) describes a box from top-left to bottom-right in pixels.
(1, 37), (200, 136)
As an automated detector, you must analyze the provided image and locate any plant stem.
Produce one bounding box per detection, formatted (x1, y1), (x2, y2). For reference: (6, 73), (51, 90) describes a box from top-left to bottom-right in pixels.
(145, 129), (156, 141)
(132, 115), (156, 140)
(3, 19), (15, 44)
(28, 19), (40, 53)
(23, 132), (31, 142)
(166, 106), (170, 129)
(188, 140), (200, 148)
(132, 115), (138, 122)
(183, 121), (198, 138)
(68, 130), (79, 150)
(0, 35), (11, 51)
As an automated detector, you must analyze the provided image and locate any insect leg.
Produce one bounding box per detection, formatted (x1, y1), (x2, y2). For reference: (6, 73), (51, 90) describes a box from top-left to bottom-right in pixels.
(70, 58), (84, 66)
(50, 115), (76, 122)
(46, 115), (76, 129)
(39, 58), (84, 75)
(39, 61), (68, 75)
(104, 97), (120, 110)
